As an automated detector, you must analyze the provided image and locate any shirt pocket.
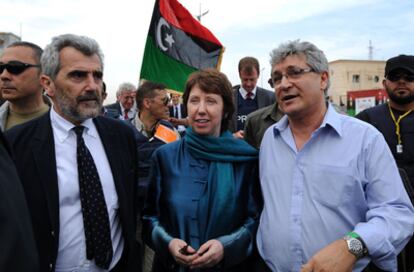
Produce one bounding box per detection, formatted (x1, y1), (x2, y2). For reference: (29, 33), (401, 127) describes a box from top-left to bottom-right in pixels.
(306, 164), (359, 208)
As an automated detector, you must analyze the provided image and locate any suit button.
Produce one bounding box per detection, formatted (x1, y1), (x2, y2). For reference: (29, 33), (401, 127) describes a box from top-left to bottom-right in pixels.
(51, 231), (55, 237)
(49, 263), (53, 270)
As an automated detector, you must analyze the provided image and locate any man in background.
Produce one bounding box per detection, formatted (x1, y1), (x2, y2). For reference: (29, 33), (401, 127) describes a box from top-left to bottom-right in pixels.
(356, 54), (414, 272)
(0, 41), (50, 131)
(169, 92), (187, 135)
(230, 56), (275, 138)
(105, 82), (136, 120)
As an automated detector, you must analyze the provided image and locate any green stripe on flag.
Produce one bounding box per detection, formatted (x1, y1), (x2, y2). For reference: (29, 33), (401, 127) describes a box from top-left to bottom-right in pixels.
(140, 37), (197, 92)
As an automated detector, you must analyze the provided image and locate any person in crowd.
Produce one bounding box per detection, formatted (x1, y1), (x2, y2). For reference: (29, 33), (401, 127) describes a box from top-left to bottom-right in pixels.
(356, 54), (414, 272)
(101, 82), (120, 118)
(142, 68), (262, 271)
(243, 78), (284, 149)
(0, 41), (50, 131)
(105, 82), (136, 120)
(257, 40), (414, 272)
(0, 129), (39, 271)
(230, 56), (275, 139)
(132, 80), (180, 272)
(169, 92), (188, 135)
(5, 33), (141, 272)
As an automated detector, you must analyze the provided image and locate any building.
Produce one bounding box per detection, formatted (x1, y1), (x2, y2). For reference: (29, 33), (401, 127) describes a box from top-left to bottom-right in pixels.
(328, 59), (386, 107)
(0, 32), (21, 55)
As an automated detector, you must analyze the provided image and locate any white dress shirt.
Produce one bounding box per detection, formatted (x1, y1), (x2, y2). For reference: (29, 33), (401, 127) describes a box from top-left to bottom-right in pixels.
(239, 86), (257, 100)
(50, 107), (124, 272)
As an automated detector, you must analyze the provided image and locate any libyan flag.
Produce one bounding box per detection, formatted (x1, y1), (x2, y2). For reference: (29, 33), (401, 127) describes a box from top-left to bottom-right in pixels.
(139, 0), (224, 92)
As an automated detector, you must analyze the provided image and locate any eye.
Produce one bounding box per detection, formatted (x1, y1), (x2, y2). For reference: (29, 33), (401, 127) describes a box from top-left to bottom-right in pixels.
(272, 73), (283, 83)
(68, 70), (87, 80)
(93, 71), (103, 80)
(206, 98), (216, 105)
(289, 67), (304, 76)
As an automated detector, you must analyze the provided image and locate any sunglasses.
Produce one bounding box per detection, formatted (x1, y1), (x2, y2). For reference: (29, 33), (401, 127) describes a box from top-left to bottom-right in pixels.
(386, 73), (414, 82)
(0, 61), (40, 75)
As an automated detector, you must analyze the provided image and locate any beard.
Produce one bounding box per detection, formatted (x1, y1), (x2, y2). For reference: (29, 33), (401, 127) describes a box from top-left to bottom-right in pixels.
(386, 88), (414, 105)
(55, 90), (102, 123)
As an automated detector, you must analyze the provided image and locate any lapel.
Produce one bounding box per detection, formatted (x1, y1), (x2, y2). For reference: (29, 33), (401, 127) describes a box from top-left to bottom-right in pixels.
(256, 88), (266, 108)
(31, 113), (60, 234)
(93, 118), (127, 211)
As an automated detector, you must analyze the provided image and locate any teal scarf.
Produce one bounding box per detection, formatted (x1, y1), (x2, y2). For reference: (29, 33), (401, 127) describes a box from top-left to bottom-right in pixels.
(185, 128), (258, 242)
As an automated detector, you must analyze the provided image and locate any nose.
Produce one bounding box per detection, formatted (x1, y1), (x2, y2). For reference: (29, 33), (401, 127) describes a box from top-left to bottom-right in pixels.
(0, 68), (11, 81)
(278, 75), (292, 90)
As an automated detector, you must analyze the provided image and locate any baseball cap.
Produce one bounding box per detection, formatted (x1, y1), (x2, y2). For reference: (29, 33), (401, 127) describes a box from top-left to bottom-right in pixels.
(384, 55), (414, 76)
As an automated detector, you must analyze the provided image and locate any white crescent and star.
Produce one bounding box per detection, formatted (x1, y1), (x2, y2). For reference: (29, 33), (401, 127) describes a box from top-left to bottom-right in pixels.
(156, 17), (175, 51)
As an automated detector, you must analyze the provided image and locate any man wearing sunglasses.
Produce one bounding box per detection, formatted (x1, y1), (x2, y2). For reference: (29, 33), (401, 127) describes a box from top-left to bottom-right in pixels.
(257, 40), (414, 272)
(356, 54), (414, 272)
(0, 41), (50, 131)
(130, 80), (179, 272)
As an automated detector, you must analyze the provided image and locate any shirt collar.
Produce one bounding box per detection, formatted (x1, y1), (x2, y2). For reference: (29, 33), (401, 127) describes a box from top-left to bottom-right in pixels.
(273, 103), (342, 138)
(239, 86), (257, 99)
(50, 106), (97, 143)
(132, 115), (147, 137)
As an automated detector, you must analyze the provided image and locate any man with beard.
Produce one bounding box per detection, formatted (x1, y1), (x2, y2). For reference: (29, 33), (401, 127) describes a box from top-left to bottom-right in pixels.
(5, 34), (141, 272)
(356, 54), (414, 272)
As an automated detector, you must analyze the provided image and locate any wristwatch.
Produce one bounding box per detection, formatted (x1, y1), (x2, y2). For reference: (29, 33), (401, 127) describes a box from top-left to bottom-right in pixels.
(343, 232), (368, 259)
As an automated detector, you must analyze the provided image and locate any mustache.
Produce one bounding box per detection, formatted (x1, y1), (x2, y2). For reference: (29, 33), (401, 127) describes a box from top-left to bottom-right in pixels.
(76, 93), (100, 103)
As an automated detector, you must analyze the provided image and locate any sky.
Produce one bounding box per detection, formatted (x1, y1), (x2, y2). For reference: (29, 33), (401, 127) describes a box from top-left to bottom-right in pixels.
(1, 0), (414, 103)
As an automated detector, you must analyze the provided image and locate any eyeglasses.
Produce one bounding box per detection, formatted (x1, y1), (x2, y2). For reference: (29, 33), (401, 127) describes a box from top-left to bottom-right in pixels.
(0, 61), (40, 75)
(269, 66), (315, 88)
(386, 73), (414, 82)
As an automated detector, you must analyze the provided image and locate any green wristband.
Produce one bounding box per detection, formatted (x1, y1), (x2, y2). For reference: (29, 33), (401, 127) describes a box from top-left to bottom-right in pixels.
(347, 231), (360, 239)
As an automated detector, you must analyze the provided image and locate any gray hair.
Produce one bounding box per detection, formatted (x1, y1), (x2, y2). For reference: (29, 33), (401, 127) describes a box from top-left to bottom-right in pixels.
(116, 82), (136, 96)
(269, 40), (330, 93)
(41, 34), (104, 79)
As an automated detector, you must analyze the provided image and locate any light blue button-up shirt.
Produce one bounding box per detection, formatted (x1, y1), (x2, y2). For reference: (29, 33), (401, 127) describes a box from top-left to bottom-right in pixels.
(257, 105), (414, 272)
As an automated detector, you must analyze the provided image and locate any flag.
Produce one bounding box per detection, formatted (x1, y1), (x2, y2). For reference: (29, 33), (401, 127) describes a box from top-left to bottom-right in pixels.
(140, 0), (224, 92)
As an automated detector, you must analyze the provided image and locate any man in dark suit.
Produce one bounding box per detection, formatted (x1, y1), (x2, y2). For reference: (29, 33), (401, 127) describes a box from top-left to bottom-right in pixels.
(5, 34), (140, 272)
(168, 92), (187, 134)
(0, 129), (39, 271)
(105, 82), (137, 120)
(230, 57), (275, 138)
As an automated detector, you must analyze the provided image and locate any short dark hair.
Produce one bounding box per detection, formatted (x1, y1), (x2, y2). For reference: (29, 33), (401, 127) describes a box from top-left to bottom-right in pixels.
(238, 56), (260, 75)
(8, 41), (43, 65)
(183, 68), (234, 133)
(136, 81), (166, 110)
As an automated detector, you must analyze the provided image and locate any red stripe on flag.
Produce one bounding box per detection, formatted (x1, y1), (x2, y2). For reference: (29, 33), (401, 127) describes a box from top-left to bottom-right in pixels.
(159, 0), (222, 46)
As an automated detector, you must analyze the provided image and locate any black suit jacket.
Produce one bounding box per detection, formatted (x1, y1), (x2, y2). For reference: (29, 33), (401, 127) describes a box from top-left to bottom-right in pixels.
(105, 102), (122, 116)
(0, 131), (39, 271)
(5, 113), (141, 272)
(169, 103), (187, 119)
(229, 86), (276, 132)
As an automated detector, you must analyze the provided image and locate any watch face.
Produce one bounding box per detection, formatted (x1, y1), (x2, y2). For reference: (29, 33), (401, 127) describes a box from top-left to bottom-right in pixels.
(349, 239), (363, 254)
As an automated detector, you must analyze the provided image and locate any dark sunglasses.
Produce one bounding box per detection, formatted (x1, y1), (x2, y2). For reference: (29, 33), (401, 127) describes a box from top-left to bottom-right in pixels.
(0, 61), (40, 75)
(386, 73), (414, 82)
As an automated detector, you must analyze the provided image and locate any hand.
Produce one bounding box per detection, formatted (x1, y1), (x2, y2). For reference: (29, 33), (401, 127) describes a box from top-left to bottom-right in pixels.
(301, 239), (356, 272)
(190, 239), (224, 269)
(168, 239), (198, 267)
(169, 117), (188, 126)
(233, 130), (244, 139)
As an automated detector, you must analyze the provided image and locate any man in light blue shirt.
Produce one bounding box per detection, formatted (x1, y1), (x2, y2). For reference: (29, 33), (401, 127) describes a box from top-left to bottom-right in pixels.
(257, 40), (414, 272)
